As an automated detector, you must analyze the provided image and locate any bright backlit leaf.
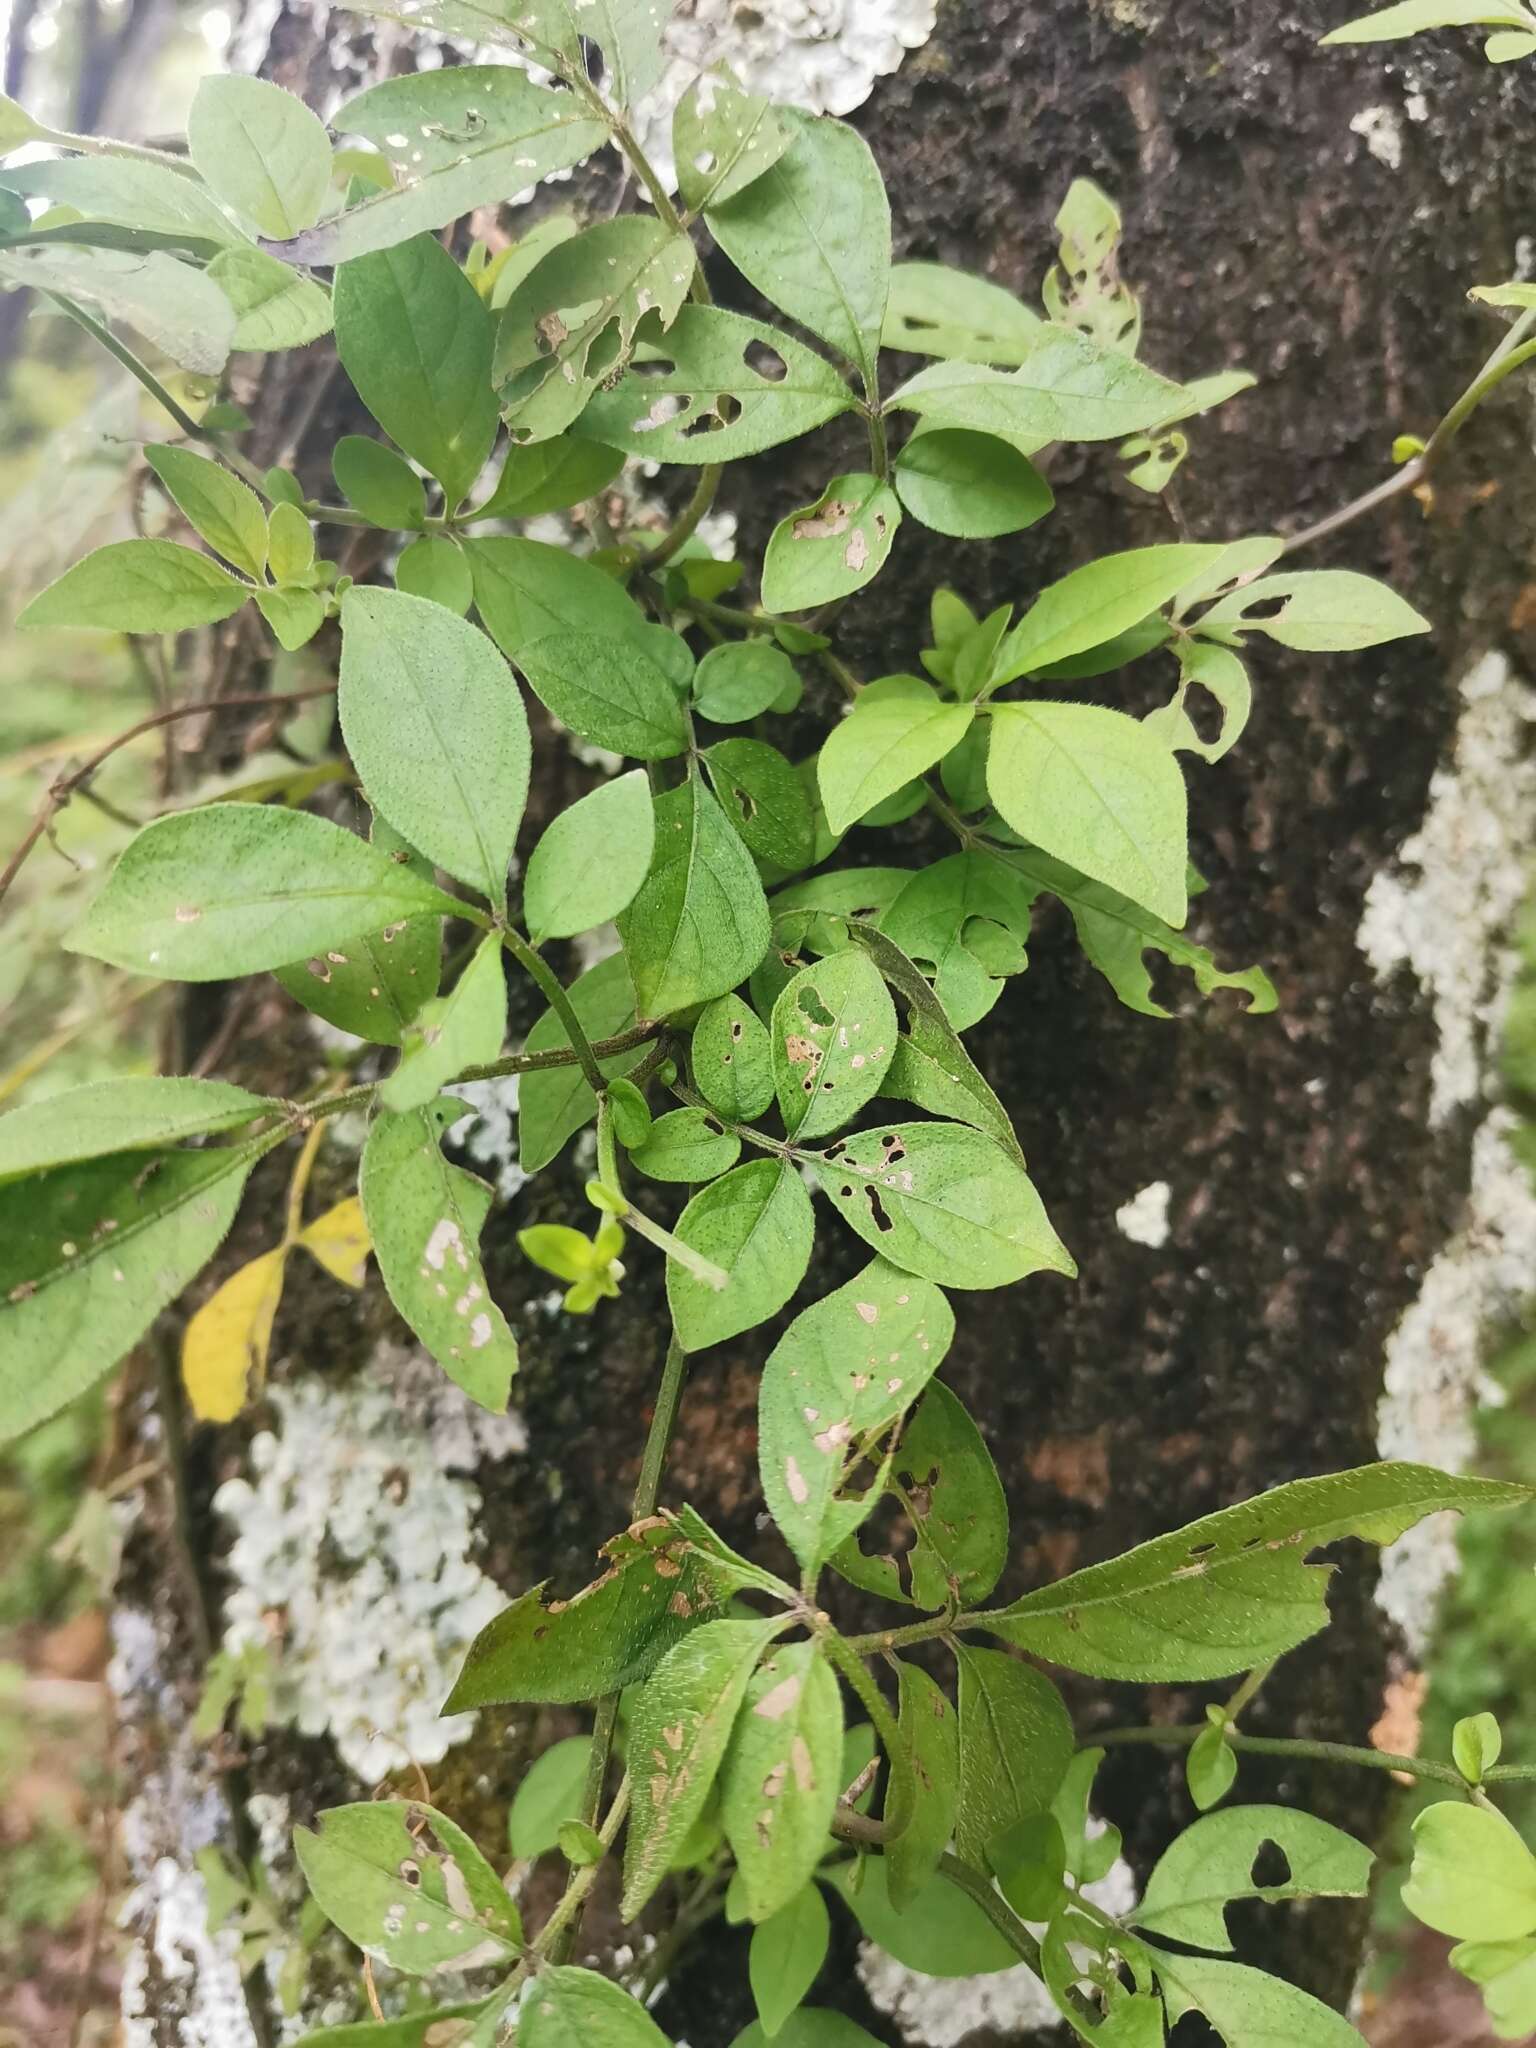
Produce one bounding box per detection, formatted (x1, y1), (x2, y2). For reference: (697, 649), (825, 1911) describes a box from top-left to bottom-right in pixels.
(20, 538), (250, 633)
(189, 74), (332, 240)
(817, 675), (973, 835)
(145, 446), (268, 580)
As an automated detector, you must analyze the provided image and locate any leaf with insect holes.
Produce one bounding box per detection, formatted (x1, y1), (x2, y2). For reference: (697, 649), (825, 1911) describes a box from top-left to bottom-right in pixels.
(380, 933), (506, 1114)
(675, 71), (790, 212)
(991, 544), (1226, 685)
(69, 804), (460, 982)
(340, 587), (530, 910)
(887, 338), (1181, 447)
(708, 109), (889, 388)
(705, 739), (815, 870)
(817, 675), (974, 836)
(667, 1157), (814, 1353)
(953, 1645), (1074, 1868)
(630, 1108), (741, 1183)
(522, 1967), (673, 2048)
(877, 848), (1033, 1032)
(517, 629), (691, 761)
(750, 1883), (829, 2039)
(833, 1378), (1009, 1608)
(205, 244), (332, 351)
(495, 217), (695, 443)
(332, 66), (605, 261)
(145, 447), (268, 580)
(20, 538), (250, 633)
(276, 819), (443, 1047)
(474, 437), (624, 521)
(294, 1799), (521, 1976)
(882, 260), (1041, 364)
(333, 238), (498, 508)
(770, 950), (897, 1141)
(360, 1098), (517, 1411)
(1134, 1806), (1374, 1951)
(721, 1641), (844, 1921)
(988, 1462), (1530, 1681)
(761, 474), (900, 613)
(692, 994), (774, 1121)
(466, 536), (645, 663)
(518, 952), (649, 1173)
(0, 1078), (279, 1184)
(894, 425), (1054, 540)
(758, 1260), (952, 1573)
(524, 769), (654, 941)
(574, 304), (856, 463)
(813, 1120), (1073, 1289)
(1043, 176), (1140, 356)
(1196, 569), (1431, 651)
(189, 75), (332, 240)
(987, 701), (1189, 926)
(333, 436), (426, 529)
(181, 1247), (287, 1423)
(886, 1661), (960, 1910)
(1153, 1951), (1368, 2048)
(0, 1131), (279, 1445)
(618, 773), (771, 1019)
(1146, 640), (1253, 765)
(622, 1616), (785, 1917)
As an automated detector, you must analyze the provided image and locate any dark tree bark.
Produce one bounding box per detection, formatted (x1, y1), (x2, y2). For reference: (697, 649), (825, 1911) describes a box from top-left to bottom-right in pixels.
(108, 5), (1536, 2045)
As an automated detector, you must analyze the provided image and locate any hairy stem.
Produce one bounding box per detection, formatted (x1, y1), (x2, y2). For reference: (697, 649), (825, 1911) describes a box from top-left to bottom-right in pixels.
(1092, 1723), (1471, 1793)
(500, 927), (608, 1095)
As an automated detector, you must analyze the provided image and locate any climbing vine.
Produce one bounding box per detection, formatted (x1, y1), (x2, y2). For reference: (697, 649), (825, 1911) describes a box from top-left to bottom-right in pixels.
(1, 2), (1535, 2043)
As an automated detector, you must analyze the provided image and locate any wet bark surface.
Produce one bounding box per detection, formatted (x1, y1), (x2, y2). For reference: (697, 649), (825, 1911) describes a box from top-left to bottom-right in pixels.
(114, 3), (1536, 2044)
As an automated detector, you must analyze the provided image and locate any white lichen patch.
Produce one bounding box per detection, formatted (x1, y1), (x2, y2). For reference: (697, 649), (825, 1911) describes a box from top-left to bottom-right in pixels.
(1350, 103), (1405, 171)
(1358, 652), (1536, 1126)
(212, 1373), (511, 1782)
(858, 1846), (1139, 2045)
(1115, 1180), (1171, 1248)
(121, 1853), (258, 2048)
(1376, 1108), (1536, 1649)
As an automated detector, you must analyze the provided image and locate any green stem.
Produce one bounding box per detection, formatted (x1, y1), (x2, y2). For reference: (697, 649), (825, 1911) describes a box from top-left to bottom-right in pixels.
(821, 1626), (912, 1838)
(667, 1078), (792, 1160)
(866, 404), (890, 483)
(536, 1774), (632, 1961)
(936, 1852), (1044, 1975)
(1091, 1724), (1471, 1793)
(295, 1023), (660, 1128)
(34, 120), (186, 166)
(621, 1203), (729, 1290)
(644, 464), (723, 574)
(1222, 1658), (1277, 1725)
(500, 927), (608, 1095)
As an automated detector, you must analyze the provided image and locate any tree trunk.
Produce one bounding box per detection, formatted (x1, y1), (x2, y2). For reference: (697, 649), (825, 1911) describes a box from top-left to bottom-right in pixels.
(109, 4), (1536, 2045)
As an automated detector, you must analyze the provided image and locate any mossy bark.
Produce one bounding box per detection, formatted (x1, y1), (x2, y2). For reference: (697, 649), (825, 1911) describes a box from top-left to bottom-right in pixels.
(114, 4), (1536, 2044)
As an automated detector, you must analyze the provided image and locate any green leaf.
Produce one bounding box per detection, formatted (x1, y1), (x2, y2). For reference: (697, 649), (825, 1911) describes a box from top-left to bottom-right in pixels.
(1043, 177), (1140, 356)
(692, 640), (800, 725)
(0, 1132), (273, 1444)
(524, 769), (654, 941)
(813, 1120), (1073, 1289)
(0, 1077), (277, 1183)
(206, 244), (332, 350)
(1453, 1711), (1503, 1784)
(1186, 1723), (1238, 1812)
(267, 502), (315, 585)
(496, 217), (695, 442)
(474, 437), (624, 521)
(1197, 569), (1431, 651)
(518, 0), (672, 104)
(20, 537), (249, 633)
(1153, 1951), (1367, 2048)
(989, 1462), (1531, 1681)
(1322, 0), (1530, 42)
(1041, 1900), (1161, 2045)
(618, 773), (771, 1019)
(817, 675), (973, 835)
(466, 535), (642, 662)
(360, 1098), (517, 1410)
(750, 1884), (829, 2039)
(877, 848), (1031, 1031)
(1146, 639), (1252, 764)
(894, 426), (1053, 539)
(758, 1260), (951, 1574)
(708, 110), (889, 389)
(953, 1645), (1074, 1866)
(518, 952), (648, 1173)
(333, 238), (498, 508)
(833, 1378), (1008, 1608)
(881, 260), (1041, 364)
(255, 580), (324, 652)
(333, 66), (605, 260)
(293, 1799), (521, 1975)
(274, 815), (441, 1045)
(886, 1661), (959, 1911)
(144, 447), (268, 580)
(822, 1856), (1018, 1977)
(987, 701), (1188, 925)
(287, 2007), (493, 2048)
(1404, 1802), (1536, 1941)
(706, 738), (815, 870)
(622, 1616), (785, 1916)
(189, 75), (332, 239)
(1449, 1935), (1536, 2038)
(69, 803), (457, 980)
(381, 934), (505, 1114)
(0, 154), (239, 244)
(990, 1813), (1067, 1923)
(722, 1640), (844, 1920)
(667, 1157), (814, 1353)
(1135, 1806), (1373, 1951)
(333, 435), (426, 529)
(509, 1736), (593, 1861)
(522, 1967), (672, 2048)
(887, 338), (1181, 446)
(1472, 279), (1536, 308)
(575, 303), (855, 463)
(769, 949), (897, 1141)
(692, 994), (774, 1121)
(340, 587), (530, 909)
(630, 1107), (741, 1183)
(0, 242), (236, 374)
(517, 629), (690, 761)
(396, 535), (474, 614)
(675, 72), (791, 212)
(446, 1514), (751, 1709)
(993, 544), (1225, 684)
(761, 474), (900, 613)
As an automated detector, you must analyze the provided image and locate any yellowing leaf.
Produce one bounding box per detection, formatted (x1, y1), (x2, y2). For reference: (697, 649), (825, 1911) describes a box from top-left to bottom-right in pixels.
(182, 1248), (287, 1422)
(297, 1196), (371, 1290)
